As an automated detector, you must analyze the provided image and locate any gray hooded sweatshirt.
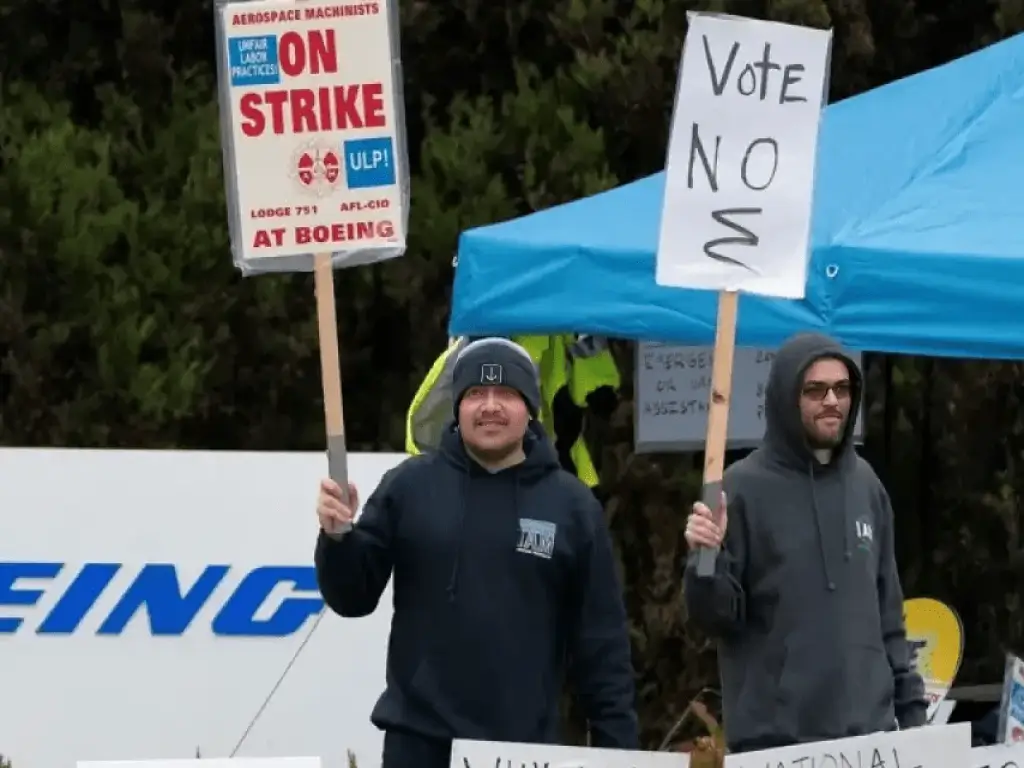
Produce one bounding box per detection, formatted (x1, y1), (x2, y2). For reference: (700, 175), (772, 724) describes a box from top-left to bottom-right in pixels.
(683, 333), (927, 752)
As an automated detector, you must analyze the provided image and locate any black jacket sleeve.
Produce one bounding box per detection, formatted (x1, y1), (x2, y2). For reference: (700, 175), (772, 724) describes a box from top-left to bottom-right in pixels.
(876, 486), (928, 728)
(682, 490), (748, 638)
(568, 495), (639, 750)
(314, 465), (403, 618)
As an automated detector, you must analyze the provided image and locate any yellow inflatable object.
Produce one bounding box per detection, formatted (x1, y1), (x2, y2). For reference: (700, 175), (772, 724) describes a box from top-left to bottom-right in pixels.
(904, 597), (964, 721)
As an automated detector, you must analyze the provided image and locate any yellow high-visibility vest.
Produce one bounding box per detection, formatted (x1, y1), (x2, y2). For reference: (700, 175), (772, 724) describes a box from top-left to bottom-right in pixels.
(405, 337), (467, 455)
(566, 335), (620, 487)
(405, 335), (619, 489)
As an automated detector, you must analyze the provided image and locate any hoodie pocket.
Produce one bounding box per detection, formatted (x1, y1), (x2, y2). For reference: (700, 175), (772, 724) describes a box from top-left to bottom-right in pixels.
(846, 642), (895, 730)
(727, 637), (793, 742)
(773, 633), (849, 738)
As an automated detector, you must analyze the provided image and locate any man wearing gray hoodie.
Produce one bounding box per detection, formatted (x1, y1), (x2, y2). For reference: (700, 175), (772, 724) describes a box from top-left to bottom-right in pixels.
(683, 333), (927, 752)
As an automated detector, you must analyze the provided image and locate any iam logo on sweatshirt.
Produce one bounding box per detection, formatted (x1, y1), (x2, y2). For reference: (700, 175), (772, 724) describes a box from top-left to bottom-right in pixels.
(516, 518), (556, 559)
(855, 517), (874, 551)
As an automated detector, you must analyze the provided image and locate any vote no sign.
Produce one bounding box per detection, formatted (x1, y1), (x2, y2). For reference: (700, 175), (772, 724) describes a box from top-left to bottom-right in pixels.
(658, 13), (831, 298)
(214, 0), (409, 272)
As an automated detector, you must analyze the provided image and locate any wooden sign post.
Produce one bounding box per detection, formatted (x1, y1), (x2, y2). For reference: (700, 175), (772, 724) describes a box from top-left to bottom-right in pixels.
(213, 0), (410, 536)
(697, 289), (738, 575)
(656, 12), (833, 576)
(314, 253), (348, 504)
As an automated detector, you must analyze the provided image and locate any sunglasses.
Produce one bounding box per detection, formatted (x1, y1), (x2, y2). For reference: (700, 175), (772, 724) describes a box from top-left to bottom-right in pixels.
(802, 380), (852, 402)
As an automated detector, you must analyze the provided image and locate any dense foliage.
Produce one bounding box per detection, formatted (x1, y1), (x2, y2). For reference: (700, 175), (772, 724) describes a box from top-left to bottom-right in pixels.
(3, 0), (1024, 749)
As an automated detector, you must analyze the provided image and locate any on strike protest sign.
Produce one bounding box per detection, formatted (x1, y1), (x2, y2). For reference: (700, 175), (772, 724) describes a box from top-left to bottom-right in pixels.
(655, 13), (832, 577)
(215, 0), (409, 271)
(213, 0), (409, 518)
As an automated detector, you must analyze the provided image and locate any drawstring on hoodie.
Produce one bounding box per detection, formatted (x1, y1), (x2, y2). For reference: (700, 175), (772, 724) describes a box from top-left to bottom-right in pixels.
(445, 453), (524, 603)
(808, 461), (852, 592)
(440, 421), (558, 603)
(759, 334), (863, 597)
(446, 473), (469, 602)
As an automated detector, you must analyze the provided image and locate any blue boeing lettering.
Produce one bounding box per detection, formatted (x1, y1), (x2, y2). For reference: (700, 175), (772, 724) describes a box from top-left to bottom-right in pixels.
(0, 562), (324, 637)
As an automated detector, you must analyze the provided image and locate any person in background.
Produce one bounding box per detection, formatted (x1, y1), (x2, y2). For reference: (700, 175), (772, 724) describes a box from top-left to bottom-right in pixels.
(683, 332), (927, 752)
(315, 337), (638, 768)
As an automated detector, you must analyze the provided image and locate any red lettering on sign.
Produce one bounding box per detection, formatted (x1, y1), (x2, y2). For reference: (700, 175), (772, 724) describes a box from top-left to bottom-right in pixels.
(303, 3), (380, 20)
(231, 10), (302, 25)
(278, 30), (338, 77)
(294, 220), (395, 244)
(251, 207), (292, 218)
(239, 84), (386, 137)
(252, 228), (287, 248)
(338, 199), (390, 212)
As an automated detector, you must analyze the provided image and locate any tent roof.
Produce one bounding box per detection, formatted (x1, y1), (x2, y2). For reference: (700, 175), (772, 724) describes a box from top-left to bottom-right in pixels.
(450, 32), (1024, 359)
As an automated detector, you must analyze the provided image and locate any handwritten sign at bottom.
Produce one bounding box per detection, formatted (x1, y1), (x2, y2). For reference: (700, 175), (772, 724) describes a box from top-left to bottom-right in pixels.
(726, 724), (969, 768)
(78, 760), (322, 768)
(452, 739), (687, 768)
(973, 743), (1024, 768)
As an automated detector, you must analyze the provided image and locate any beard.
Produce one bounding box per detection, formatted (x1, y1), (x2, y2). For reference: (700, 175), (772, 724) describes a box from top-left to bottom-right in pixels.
(805, 412), (846, 449)
(807, 430), (843, 450)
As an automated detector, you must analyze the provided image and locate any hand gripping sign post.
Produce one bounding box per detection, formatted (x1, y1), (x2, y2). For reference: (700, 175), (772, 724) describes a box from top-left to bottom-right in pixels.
(214, 0), (410, 532)
(656, 13), (832, 576)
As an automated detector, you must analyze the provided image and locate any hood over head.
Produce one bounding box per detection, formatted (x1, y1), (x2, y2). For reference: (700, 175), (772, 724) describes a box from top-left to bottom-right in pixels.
(764, 332), (863, 470)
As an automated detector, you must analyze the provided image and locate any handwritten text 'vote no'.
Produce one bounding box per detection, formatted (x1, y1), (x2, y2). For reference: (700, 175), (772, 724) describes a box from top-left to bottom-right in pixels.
(683, 35), (814, 273)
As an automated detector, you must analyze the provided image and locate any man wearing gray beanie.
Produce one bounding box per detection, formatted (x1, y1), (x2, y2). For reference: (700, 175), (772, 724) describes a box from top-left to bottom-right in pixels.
(314, 336), (638, 768)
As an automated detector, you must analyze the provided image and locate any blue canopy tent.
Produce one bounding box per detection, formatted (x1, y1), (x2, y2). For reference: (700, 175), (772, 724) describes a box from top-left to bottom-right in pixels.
(449, 33), (1024, 360)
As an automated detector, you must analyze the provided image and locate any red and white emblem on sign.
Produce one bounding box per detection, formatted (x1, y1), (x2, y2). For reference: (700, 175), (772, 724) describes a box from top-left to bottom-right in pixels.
(289, 141), (342, 198)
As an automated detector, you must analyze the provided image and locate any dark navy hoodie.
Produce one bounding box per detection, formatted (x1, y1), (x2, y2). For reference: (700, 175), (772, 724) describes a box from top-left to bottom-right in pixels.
(683, 333), (927, 752)
(315, 420), (638, 749)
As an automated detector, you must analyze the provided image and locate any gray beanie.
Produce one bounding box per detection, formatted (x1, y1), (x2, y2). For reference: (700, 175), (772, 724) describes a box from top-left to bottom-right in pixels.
(451, 338), (540, 418)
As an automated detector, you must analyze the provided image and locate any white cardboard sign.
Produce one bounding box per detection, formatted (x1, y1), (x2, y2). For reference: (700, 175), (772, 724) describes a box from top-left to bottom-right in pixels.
(79, 760), (321, 768)
(657, 13), (832, 299)
(634, 342), (865, 451)
(973, 744), (1024, 768)
(724, 724), (970, 768)
(999, 653), (1024, 742)
(452, 739), (688, 768)
(215, 0), (408, 272)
